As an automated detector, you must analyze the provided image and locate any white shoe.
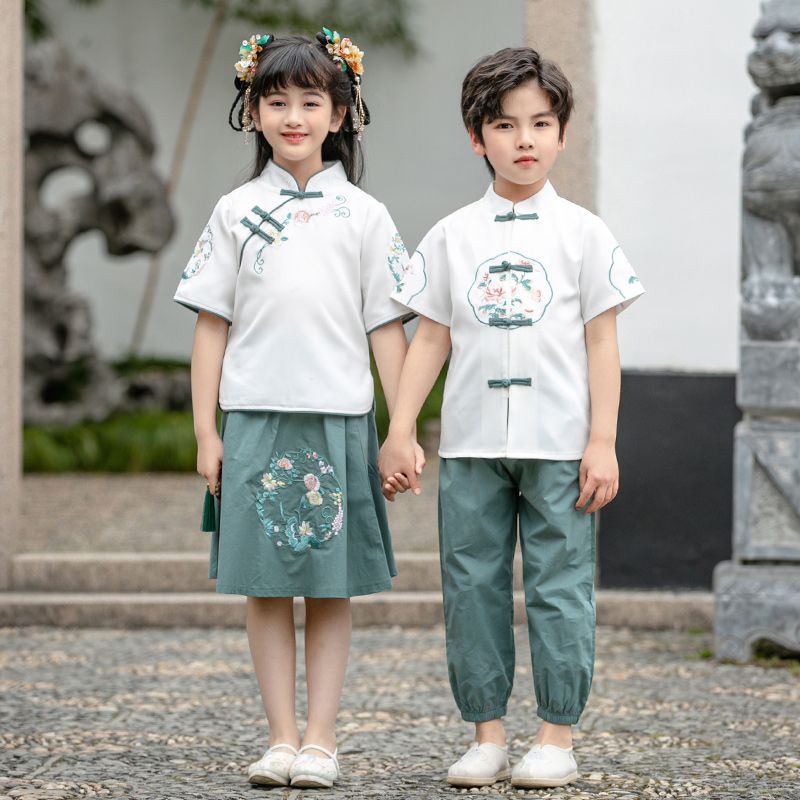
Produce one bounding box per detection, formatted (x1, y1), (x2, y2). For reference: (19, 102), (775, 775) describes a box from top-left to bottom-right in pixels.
(247, 743), (298, 786)
(511, 743), (578, 788)
(447, 742), (511, 787)
(289, 744), (340, 788)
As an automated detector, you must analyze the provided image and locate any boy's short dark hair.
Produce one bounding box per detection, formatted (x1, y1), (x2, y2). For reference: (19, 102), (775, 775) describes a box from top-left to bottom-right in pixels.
(461, 47), (573, 176)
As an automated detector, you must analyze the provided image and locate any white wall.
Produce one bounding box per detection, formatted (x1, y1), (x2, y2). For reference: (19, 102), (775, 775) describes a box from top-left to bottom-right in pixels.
(594, 0), (762, 372)
(40, 0), (525, 360)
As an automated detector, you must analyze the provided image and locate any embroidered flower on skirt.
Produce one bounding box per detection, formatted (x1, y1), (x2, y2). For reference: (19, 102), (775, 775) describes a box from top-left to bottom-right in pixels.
(255, 448), (345, 553)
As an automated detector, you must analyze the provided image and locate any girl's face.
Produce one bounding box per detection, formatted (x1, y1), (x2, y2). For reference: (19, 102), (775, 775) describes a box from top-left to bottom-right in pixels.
(251, 84), (346, 175)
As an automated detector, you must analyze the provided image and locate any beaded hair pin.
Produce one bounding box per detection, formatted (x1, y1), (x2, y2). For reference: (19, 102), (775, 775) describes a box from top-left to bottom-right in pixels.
(315, 27), (367, 139)
(233, 33), (272, 143)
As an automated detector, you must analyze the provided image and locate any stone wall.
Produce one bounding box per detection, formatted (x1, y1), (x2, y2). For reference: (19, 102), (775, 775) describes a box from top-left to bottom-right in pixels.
(0, 0), (23, 589)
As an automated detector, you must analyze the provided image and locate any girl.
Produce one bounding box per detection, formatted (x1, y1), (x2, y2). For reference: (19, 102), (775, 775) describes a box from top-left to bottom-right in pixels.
(173, 29), (420, 789)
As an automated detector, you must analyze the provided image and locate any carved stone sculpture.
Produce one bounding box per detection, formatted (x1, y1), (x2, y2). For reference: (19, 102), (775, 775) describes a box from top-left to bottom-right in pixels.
(741, 0), (800, 344)
(714, 0), (800, 662)
(24, 41), (175, 425)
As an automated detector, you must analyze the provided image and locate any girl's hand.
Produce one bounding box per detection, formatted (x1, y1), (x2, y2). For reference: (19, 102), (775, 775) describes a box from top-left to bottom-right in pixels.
(383, 472), (409, 502)
(197, 432), (224, 496)
(576, 439), (618, 514)
(379, 433), (420, 500)
(413, 441), (426, 476)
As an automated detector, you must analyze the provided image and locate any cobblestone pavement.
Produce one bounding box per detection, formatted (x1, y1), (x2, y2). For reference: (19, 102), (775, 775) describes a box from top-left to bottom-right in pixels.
(2, 626), (799, 800)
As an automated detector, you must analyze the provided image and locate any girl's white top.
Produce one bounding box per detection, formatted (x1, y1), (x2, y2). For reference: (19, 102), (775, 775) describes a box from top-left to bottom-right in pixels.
(174, 160), (410, 415)
(392, 181), (645, 460)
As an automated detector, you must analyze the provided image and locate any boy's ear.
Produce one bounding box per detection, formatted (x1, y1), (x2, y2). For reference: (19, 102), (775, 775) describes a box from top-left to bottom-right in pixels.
(468, 128), (486, 157)
(558, 121), (568, 152)
(330, 104), (347, 133)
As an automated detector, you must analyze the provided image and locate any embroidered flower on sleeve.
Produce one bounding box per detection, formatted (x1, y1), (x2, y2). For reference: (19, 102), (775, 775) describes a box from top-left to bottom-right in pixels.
(182, 224), (214, 280)
(608, 245), (637, 299)
(303, 474), (321, 491)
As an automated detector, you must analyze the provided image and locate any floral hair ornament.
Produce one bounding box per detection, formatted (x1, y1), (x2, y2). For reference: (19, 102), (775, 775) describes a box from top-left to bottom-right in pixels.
(229, 33), (273, 142)
(316, 27), (368, 140)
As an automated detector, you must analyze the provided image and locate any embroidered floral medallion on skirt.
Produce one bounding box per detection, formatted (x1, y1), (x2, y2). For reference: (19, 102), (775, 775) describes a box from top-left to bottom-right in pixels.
(205, 409), (395, 598)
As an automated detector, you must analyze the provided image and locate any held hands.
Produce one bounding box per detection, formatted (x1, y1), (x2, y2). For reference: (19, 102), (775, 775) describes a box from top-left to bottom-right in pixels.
(576, 439), (619, 514)
(197, 431), (224, 497)
(378, 435), (425, 502)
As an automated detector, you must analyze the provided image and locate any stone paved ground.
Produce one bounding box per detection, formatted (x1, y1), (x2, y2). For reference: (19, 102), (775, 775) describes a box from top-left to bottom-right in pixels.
(1, 626), (799, 800)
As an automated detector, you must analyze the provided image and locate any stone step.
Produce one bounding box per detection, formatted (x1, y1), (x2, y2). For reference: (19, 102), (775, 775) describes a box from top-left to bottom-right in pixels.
(0, 589), (713, 630)
(12, 551), (524, 593)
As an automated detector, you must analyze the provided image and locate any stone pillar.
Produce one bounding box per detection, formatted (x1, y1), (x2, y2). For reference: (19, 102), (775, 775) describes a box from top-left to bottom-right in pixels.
(713, 0), (800, 662)
(526, 0), (596, 212)
(0, 0), (23, 590)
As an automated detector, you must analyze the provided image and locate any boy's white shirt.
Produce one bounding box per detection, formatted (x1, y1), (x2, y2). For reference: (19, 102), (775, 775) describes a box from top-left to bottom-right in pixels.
(174, 160), (410, 415)
(392, 180), (645, 460)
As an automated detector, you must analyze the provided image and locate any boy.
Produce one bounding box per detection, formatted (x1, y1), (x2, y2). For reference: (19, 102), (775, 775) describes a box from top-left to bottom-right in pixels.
(379, 48), (644, 789)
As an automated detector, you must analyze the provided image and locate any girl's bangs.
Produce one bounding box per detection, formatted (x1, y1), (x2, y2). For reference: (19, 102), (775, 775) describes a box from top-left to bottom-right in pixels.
(254, 45), (333, 96)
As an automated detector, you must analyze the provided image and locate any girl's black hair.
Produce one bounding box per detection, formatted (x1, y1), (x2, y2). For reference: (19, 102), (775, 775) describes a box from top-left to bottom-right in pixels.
(228, 34), (370, 185)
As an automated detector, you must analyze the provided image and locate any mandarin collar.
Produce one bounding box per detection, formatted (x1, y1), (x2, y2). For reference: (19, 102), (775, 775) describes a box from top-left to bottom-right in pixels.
(482, 180), (557, 220)
(260, 160), (347, 193)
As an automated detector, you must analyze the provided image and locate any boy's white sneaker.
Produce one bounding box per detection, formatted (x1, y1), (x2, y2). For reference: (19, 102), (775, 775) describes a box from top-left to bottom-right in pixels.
(511, 743), (578, 788)
(447, 741), (511, 787)
(247, 743), (298, 786)
(289, 744), (340, 788)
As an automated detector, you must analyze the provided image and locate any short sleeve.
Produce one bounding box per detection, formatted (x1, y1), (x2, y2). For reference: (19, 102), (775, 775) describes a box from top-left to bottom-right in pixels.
(360, 202), (415, 333)
(173, 196), (238, 323)
(392, 222), (452, 327)
(579, 215), (645, 324)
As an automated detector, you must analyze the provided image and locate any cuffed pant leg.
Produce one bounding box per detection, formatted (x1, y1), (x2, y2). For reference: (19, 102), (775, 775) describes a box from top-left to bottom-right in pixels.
(439, 457), (518, 722)
(517, 459), (596, 725)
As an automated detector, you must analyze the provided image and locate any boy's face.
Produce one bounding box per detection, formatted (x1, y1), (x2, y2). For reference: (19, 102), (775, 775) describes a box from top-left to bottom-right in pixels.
(470, 79), (566, 198)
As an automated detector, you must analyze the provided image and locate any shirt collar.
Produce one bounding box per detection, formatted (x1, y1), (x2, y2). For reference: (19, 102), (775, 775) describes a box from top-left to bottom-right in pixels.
(260, 159), (348, 194)
(482, 180), (558, 221)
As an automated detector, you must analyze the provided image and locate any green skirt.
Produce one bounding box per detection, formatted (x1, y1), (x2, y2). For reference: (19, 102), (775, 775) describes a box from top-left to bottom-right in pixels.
(205, 409), (396, 598)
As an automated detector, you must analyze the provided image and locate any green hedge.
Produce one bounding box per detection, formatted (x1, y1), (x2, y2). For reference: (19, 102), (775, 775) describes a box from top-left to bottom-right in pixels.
(24, 411), (199, 473)
(24, 365), (447, 473)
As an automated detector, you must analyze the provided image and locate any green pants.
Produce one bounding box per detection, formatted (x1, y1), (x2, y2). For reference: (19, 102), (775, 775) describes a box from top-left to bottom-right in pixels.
(438, 457), (596, 725)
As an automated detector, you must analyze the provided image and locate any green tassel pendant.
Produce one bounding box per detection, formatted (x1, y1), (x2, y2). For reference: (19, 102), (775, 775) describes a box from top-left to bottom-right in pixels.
(201, 488), (217, 532)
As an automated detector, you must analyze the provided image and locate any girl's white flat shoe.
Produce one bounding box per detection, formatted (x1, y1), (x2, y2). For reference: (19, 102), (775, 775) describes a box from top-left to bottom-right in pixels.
(247, 743), (298, 786)
(289, 744), (340, 788)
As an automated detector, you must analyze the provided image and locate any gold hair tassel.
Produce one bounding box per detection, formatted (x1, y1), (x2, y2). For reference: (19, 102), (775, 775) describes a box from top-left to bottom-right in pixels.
(242, 85), (253, 145)
(354, 77), (365, 141)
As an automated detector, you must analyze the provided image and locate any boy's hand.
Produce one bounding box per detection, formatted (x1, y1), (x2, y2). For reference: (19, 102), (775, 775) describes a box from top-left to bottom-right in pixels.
(379, 434), (421, 501)
(576, 439), (618, 514)
(197, 432), (224, 496)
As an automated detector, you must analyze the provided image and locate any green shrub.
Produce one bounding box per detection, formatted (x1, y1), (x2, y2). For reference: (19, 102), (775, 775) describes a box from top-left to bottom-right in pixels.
(24, 362), (447, 472)
(24, 411), (198, 473)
